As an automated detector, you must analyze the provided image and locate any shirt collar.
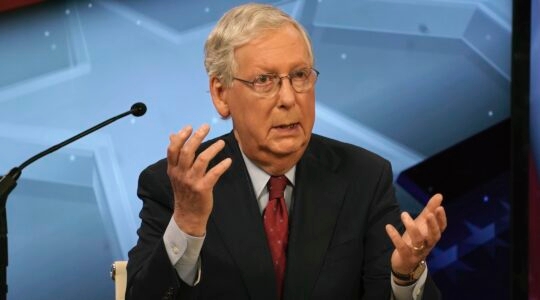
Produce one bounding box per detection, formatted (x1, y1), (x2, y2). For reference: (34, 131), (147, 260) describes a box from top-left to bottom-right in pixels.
(240, 151), (296, 199)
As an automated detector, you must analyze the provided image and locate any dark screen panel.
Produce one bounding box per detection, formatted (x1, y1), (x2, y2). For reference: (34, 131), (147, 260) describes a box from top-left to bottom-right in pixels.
(511, 0), (532, 298)
(529, 0), (540, 297)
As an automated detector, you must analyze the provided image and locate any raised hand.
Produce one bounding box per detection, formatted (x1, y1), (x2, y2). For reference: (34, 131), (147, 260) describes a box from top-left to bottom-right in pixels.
(385, 194), (447, 279)
(167, 124), (232, 236)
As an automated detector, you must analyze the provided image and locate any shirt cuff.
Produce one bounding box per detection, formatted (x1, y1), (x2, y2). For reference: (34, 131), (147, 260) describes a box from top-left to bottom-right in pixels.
(390, 264), (428, 300)
(163, 217), (205, 286)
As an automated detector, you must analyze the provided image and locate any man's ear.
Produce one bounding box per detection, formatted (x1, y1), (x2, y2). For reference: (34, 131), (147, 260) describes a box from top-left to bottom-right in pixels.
(209, 77), (231, 118)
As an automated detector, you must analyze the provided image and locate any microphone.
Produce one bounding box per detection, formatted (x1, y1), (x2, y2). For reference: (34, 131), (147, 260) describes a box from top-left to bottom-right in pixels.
(0, 101), (147, 188)
(131, 102), (147, 117)
(0, 102), (146, 299)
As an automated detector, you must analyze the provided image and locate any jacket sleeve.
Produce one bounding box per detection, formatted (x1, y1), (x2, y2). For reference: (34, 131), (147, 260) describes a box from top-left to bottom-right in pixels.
(125, 161), (199, 300)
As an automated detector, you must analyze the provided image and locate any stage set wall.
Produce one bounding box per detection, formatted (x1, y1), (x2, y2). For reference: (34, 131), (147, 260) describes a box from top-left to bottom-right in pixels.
(0, 1), (512, 299)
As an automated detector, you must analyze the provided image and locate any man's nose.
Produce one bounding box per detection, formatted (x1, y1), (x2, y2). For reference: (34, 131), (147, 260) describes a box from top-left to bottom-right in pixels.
(277, 76), (296, 107)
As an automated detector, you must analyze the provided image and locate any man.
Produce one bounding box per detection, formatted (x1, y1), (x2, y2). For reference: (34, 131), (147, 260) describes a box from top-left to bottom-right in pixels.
(126, 3), (446, 300)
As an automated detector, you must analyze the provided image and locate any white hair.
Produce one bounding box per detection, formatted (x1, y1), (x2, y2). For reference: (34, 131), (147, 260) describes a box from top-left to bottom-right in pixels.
(204, 3), (313, 87)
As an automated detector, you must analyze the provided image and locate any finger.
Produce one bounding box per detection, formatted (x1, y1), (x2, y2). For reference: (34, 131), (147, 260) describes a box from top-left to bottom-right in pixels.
(426, 193), (443, 211)
(402, 212), (424, 248)
(425, 213), (441, 247)
(167, 125), (193, 166)
(201, 157), (233, 188)
(191, 139), (226, 177)
(385, 224), (410, 255)
(178, 124), (211, 169)
(435, 206), (447, 232)
(419, 193), (443, 218)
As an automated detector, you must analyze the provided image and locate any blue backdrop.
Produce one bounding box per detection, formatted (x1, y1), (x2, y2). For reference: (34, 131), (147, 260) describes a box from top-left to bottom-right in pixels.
(0, 0), (511, 299)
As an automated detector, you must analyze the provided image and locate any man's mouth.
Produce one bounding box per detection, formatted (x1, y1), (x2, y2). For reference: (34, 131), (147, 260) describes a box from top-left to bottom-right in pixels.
(275, 123), (299, 129)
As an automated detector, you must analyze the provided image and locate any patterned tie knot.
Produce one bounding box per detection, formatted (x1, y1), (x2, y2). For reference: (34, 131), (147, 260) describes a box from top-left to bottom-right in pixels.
(268, 175), (288, 200)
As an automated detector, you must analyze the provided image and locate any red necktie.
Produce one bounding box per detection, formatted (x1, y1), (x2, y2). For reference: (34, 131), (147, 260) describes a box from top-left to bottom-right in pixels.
(264, 175), (289, 298)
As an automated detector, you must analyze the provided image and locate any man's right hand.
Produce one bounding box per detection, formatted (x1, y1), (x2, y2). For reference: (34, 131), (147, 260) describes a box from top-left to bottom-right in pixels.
(167, 124), (232, 237)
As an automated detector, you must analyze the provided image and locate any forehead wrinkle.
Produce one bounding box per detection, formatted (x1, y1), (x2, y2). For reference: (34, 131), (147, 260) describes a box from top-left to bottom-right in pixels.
(234, 26), (310, 76)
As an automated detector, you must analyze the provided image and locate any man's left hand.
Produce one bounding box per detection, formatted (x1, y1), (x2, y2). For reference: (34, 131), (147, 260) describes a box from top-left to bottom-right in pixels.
(385, 193), (447, 279)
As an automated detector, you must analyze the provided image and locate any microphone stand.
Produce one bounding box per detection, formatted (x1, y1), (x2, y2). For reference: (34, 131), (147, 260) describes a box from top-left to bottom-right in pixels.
(0, 102), (146, 300)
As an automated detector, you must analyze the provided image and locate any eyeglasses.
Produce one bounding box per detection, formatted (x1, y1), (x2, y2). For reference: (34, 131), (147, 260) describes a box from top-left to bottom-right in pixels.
(233, 68), (319, 97)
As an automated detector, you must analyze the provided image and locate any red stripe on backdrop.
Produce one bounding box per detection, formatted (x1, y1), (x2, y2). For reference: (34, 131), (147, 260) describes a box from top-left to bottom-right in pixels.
(530, 155), (540, 298)
(0, 0), (44, 12)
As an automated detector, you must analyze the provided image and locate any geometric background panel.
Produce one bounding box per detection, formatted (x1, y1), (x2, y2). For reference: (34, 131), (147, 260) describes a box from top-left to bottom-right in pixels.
(397, 119), (511, 299)
(0, 0), (512, 298)
(8, 178), (114, 299)
(311, 0), (510, 156)
(0, 1), (90, 102)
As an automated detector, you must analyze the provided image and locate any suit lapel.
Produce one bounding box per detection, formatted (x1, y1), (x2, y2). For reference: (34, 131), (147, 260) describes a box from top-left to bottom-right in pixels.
(209, 133), (277, 299)
(208, 134), (346, 299)
(284, 138), (348, 299)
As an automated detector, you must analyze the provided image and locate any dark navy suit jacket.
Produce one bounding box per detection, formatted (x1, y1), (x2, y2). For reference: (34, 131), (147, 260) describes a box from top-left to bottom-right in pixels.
(126, 132), (441, 299)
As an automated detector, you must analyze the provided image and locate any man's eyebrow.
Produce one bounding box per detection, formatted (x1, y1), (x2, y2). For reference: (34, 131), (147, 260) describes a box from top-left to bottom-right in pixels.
(247, 63), (310, 76)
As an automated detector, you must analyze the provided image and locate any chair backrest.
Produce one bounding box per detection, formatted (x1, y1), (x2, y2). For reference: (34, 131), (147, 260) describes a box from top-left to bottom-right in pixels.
(111, 261), (128, 300)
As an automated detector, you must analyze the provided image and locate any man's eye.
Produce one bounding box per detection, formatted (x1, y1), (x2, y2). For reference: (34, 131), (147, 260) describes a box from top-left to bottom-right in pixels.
(253, 75), (274, 85)
(291, 69), (309, 79)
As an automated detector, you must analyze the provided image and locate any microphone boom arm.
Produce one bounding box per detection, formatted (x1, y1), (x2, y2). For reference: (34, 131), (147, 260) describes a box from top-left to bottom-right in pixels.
(0, 101), (146, 300)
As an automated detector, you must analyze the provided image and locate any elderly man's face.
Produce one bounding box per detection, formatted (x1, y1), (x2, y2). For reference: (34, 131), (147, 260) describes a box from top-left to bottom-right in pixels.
(212, 24), (315, 173)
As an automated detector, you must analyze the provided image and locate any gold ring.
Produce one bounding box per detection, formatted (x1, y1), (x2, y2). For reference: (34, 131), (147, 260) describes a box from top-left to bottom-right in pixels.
(412, 241), (425, 252)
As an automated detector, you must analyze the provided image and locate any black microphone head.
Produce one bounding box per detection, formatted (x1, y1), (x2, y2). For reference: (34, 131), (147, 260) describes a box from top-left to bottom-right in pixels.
(131, 102), (147, 117)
